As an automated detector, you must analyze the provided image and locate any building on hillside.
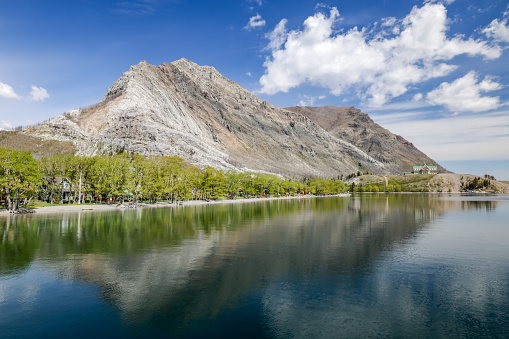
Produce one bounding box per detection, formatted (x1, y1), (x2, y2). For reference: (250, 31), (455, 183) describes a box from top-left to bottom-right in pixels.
(412, 162), (438, 174)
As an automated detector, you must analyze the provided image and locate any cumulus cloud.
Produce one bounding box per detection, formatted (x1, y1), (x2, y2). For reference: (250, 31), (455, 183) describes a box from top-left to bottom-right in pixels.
(0, 81), (22, 99)
(265, 19), (287, 50)
(381, 17), (397, 26)
(483, 18), (509, 42)
(29, 85), (50, 101)
(244, 13), (266, 30)
(259, 3), (502, 107)
(426, 71), (503, 113)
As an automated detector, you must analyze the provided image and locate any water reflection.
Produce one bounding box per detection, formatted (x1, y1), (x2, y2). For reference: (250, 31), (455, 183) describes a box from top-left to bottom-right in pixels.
(1, 194), (508, 337)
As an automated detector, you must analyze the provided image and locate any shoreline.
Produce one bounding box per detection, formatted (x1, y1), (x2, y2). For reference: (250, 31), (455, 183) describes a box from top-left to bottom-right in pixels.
(0, 194), (351, 217)
(1, 191), (507, 217)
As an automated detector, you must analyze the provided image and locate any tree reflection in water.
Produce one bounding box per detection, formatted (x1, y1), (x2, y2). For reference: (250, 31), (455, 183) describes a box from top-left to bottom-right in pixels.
(1, 194), (508, 338)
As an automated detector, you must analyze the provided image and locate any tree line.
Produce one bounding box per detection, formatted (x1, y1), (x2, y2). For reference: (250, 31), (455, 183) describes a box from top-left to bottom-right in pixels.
(0, 146), (349, 212)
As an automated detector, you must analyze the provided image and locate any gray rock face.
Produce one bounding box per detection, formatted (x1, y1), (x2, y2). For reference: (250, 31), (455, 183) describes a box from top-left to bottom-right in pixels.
(25, 58), (440, 178)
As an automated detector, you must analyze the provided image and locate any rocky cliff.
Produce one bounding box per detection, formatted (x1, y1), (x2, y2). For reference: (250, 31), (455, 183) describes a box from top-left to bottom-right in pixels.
(22, 58), (441, 178)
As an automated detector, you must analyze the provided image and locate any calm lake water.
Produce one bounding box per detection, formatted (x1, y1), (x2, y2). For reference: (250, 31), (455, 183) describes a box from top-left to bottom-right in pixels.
(1, 194), (509, 338)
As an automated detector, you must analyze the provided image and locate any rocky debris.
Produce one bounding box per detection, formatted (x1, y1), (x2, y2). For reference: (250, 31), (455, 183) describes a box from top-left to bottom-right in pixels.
(23, 58), (441, 178)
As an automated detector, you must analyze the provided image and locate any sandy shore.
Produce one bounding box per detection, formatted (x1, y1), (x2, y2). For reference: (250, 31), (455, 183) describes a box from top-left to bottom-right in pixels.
(0, 194), (351, 216)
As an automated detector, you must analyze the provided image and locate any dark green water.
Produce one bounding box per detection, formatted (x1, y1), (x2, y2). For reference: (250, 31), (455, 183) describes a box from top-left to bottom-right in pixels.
(1, 194), (508, 338)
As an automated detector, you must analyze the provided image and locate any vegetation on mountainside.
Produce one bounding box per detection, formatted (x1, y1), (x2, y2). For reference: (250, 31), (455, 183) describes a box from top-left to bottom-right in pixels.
(0, 131), (76, 157)
(348, 174), (435, 192)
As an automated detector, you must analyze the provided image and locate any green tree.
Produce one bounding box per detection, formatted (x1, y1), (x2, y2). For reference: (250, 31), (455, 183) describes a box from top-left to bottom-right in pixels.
(109, 154), (131, 204)
(127, 153), (149, 206)
(38, 155), (60, 204)
(0, 147), (42, 211)
(225, 170), (242, 199)
(90, 156), (114, 204)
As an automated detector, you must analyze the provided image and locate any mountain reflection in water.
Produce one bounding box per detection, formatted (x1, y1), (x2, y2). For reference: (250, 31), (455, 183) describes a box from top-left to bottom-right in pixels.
(1, 194), (508, 338)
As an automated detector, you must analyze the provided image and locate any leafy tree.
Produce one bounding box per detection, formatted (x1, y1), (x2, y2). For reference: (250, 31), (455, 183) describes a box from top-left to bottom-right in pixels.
(176, 165), (199, 201)
(109, 154), (131, 204)
(387, 180), (402, 192)
(38, 155), (60, 204)
(127, 153), (149, 206)
(240, 173), (257, 198)
(90, 156), (115, 203)
(225, 170), (242, 199)
(0, 147), (42, 211)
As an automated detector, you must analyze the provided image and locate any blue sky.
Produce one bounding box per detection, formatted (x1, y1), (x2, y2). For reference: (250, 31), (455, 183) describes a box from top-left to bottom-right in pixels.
(1, 0), (508, 179)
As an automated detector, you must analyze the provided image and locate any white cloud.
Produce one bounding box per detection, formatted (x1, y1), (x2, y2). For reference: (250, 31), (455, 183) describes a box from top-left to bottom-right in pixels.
(373, 110), (509, 161)
(413, 93), (423, 102)
(244, 13), (266, 30)
(265, 19), (287, 51)
(29, 85), (50, 102)
(426, 71), (503, 113)
(297, 94), (322, 106)
(259, 3), (502, 107)
(381, 17), (397, 26)
(367, 101), (431, 112)
(248, 0), (263, 6)
(296, 94), (327, 106)
(483, 18), (509, 42)
(0, 81), (21, 99)
(0, 120), (13, 129)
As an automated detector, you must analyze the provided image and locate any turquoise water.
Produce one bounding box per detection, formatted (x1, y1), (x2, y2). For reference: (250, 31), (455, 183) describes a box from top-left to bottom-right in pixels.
(1, 194), (509, 338)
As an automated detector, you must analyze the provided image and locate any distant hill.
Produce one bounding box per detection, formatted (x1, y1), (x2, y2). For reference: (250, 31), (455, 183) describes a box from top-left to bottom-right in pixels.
(6, 58), (443, 178)
(0, 130), (76, 157)
(351, 173), (508, 193)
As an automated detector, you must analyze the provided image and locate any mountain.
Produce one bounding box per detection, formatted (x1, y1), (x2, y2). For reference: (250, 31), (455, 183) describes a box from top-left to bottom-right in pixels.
(15, 58), (442, 178)
(284, 106), (447, 174)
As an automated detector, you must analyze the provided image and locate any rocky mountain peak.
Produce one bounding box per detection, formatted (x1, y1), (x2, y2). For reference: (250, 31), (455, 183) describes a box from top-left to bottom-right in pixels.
(22, 58), (442, 178)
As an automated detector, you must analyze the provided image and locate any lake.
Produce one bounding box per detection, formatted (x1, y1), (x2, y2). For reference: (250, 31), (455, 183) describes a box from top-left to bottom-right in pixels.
(1, 194), (509, 338)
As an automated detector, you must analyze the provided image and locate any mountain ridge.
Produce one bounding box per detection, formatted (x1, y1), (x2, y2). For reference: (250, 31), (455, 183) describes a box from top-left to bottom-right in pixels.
(12, 58), (443, 178)
(284, 106), (447, 174)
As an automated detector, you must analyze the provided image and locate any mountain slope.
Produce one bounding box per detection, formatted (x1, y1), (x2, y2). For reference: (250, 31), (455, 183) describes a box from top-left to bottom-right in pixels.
(284, 106), (446, 174)
(22, 59), (441, 178)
